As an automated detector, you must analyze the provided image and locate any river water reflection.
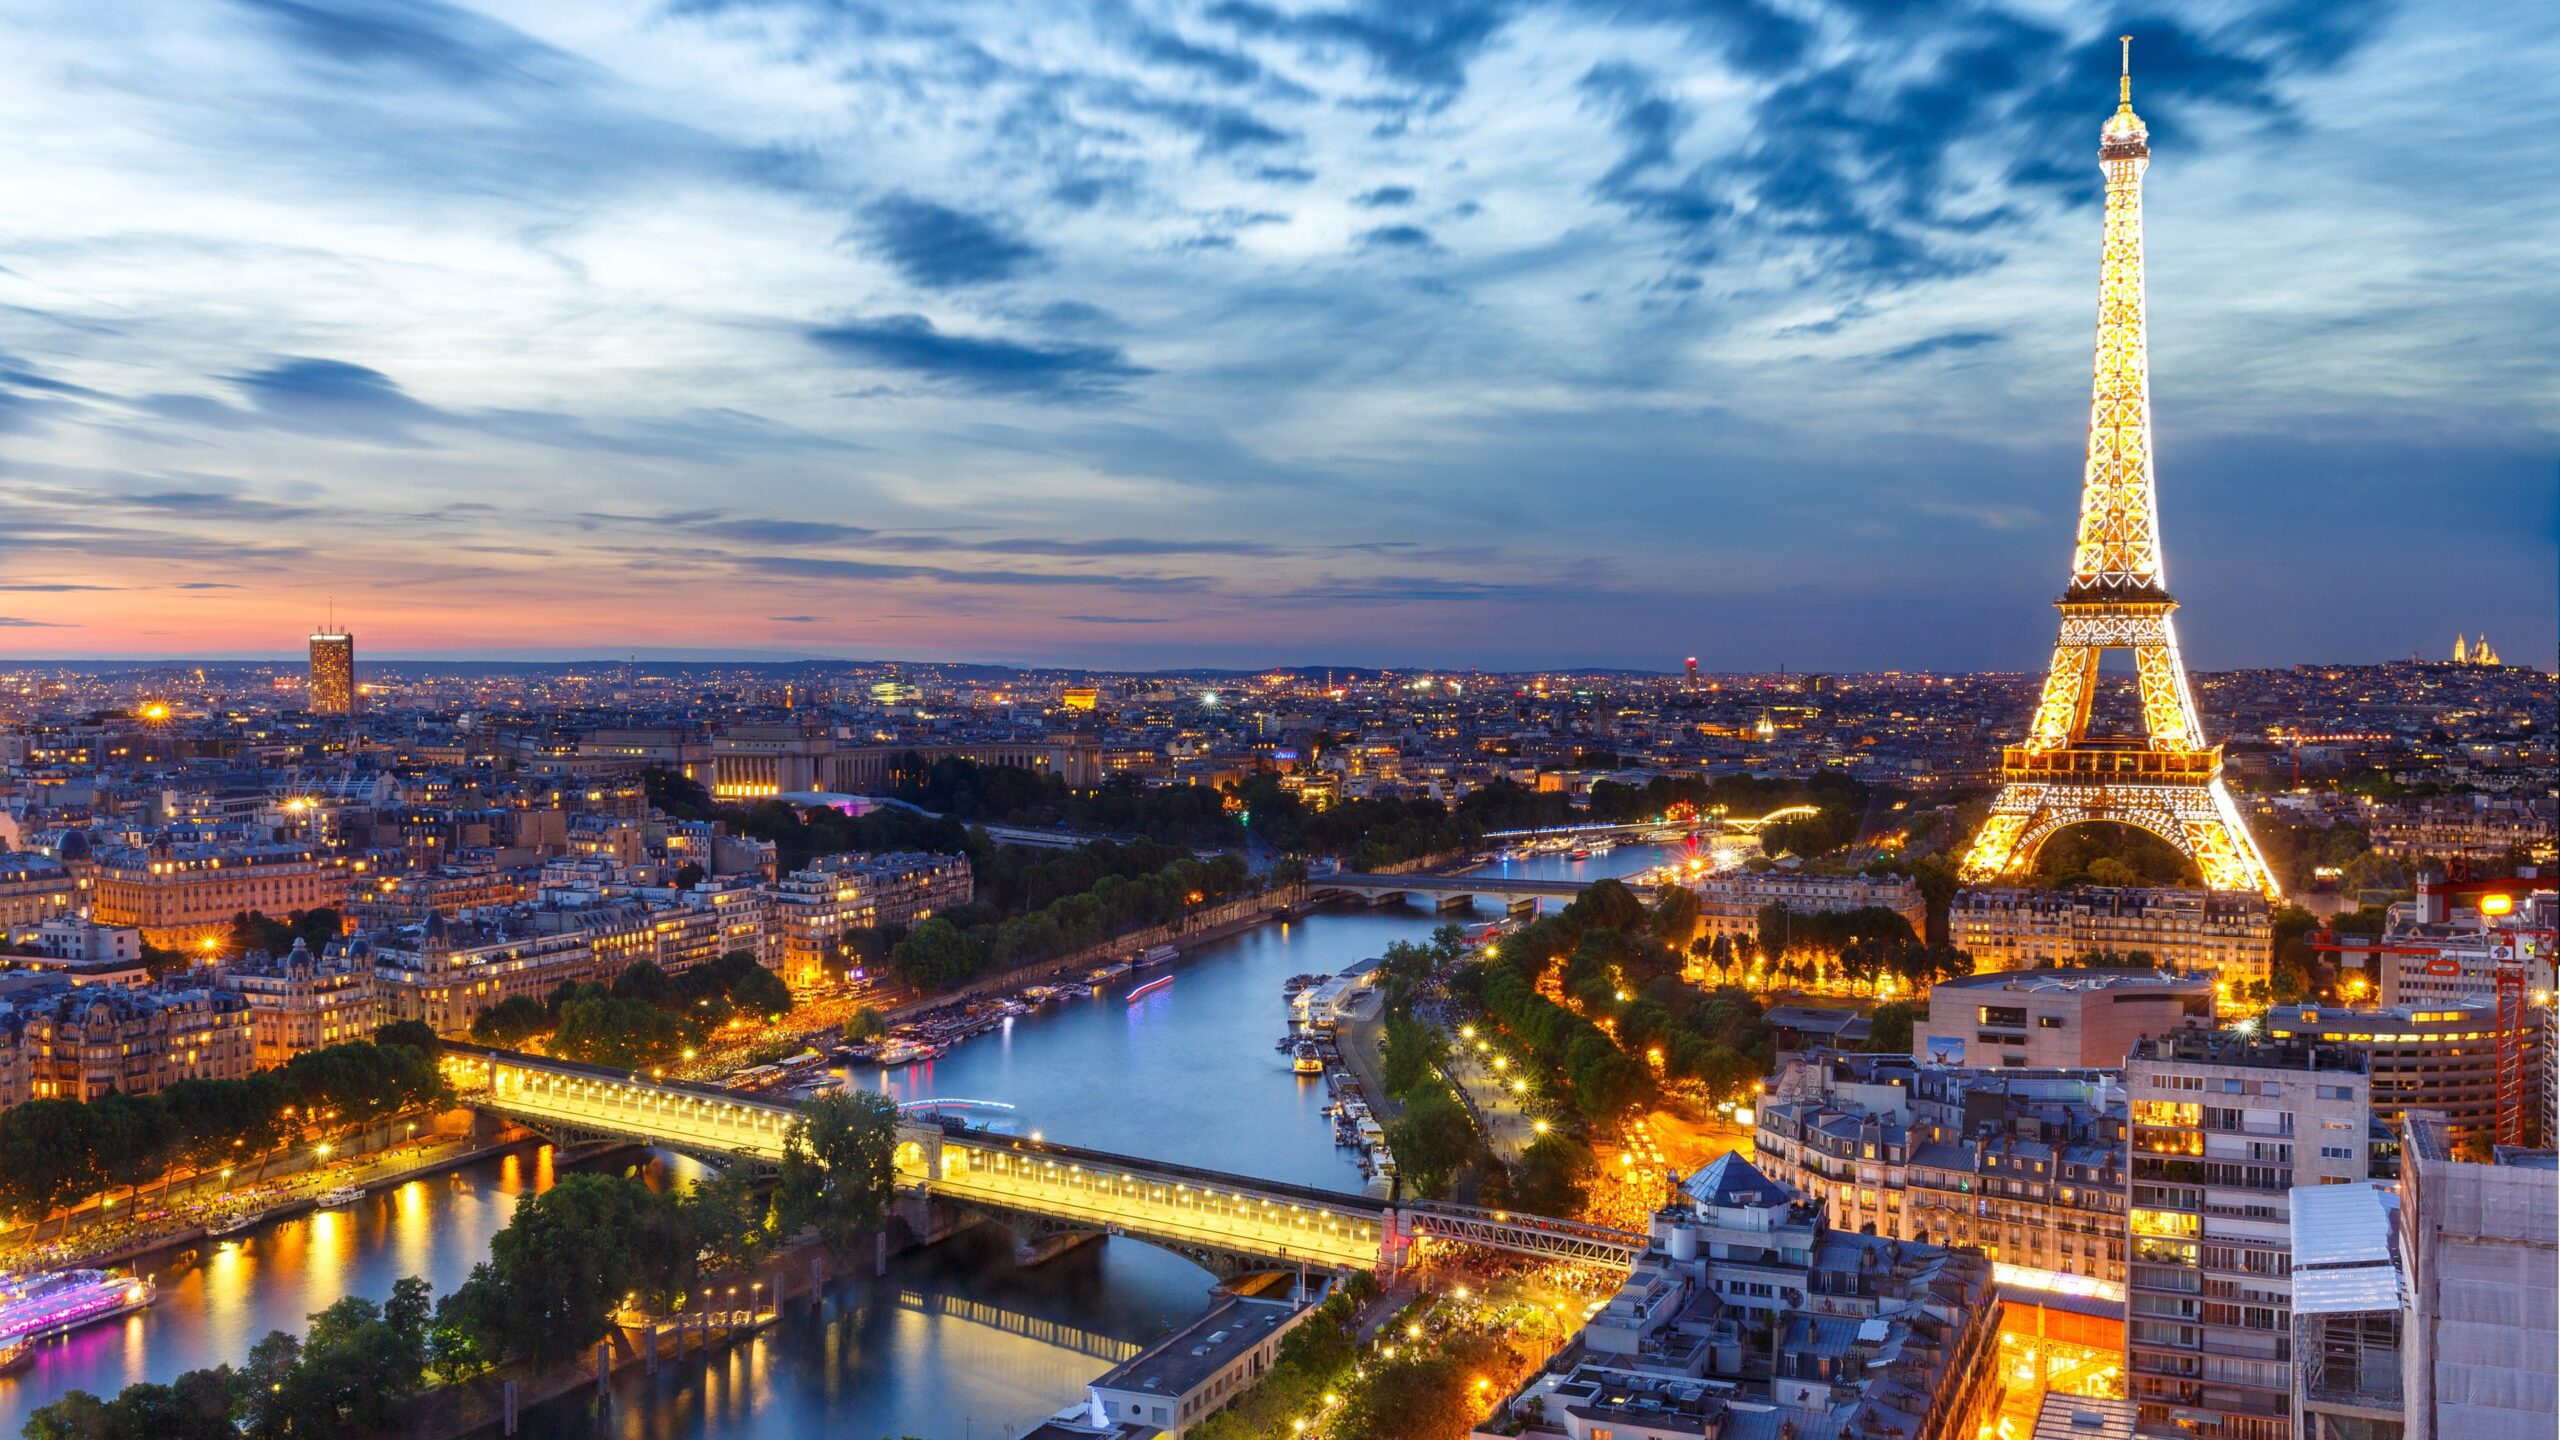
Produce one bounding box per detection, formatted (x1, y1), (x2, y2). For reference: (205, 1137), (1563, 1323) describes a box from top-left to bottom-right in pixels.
(0, 844), (1681, 1440)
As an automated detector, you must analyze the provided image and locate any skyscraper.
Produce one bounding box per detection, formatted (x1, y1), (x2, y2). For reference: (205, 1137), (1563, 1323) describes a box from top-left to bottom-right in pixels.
(308, 626), (355, 715)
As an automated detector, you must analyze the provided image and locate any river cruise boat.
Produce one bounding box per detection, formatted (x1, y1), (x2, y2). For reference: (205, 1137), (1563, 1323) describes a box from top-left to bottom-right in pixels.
(315, 1184), (365, 1208)
(873, 1037), (941, 1067)
(1292, 1042), (1325, 1076)
(206, 1209), (260, 1237)
(1134, 944), (1179, 970)
(0, 1269), (157, 1357)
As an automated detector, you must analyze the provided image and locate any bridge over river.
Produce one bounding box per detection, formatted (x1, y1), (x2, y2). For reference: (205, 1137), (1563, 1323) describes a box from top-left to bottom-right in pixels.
(445, 1044), (1643, 1277)
(1310, 869), (1596, 911)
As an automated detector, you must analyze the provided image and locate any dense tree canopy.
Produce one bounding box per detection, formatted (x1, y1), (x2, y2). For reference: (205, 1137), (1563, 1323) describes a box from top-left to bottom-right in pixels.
(0, 1033), (445, 1232)
(776, 1090), (901, 1256)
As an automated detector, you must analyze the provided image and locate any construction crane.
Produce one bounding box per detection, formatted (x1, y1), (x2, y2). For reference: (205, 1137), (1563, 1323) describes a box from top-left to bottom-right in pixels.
(2311, 874), (2555, 1148)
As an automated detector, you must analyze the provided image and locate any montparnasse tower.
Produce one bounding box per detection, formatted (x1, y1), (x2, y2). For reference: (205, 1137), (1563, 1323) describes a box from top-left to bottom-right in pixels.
(1959, 39), (2282, 899)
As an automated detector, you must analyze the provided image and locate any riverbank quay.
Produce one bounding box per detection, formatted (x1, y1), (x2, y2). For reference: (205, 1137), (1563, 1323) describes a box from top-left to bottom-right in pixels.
(881, 882), (1314, 1024)
(0, 1107), (499, 1277)
(659, 884), (1315, 1085)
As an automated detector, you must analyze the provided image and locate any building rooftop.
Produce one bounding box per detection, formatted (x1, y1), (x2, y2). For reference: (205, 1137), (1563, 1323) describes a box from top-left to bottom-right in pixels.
(1930, 967), (2205, 994)
(1684, 1152), (1796, 1210)
(1089, 1296), (1299, 1400)
(2133, 1028), (2367, 1074)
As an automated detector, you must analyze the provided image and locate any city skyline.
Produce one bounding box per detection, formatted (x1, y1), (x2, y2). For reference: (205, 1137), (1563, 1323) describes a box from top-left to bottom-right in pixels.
(1, 0), (2552, 672)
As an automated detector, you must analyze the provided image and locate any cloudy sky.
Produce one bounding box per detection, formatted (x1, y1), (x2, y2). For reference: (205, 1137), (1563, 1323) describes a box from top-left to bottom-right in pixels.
(0, 0), (2550, 671)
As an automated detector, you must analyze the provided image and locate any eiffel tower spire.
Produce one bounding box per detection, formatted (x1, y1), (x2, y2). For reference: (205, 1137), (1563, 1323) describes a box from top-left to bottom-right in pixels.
(1961, 40), (2281, 901)
(2072, 34), (2165, 598)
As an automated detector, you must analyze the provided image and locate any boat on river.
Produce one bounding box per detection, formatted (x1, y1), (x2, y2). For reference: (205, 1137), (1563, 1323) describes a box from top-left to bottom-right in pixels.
(1134, 944), (1179, 970)
(874, 1037), (942, 1067)
(1292, 1042), (1324, 1076)
(206, 1209), (260, 1237)
(315, 1184), (364, 1208)
(0, 1269), (157, 1359)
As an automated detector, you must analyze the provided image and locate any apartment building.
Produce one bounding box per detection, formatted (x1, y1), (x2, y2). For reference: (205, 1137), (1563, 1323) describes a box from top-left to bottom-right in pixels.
(1955, 886), (2273, 991)
(365, 899), (659, 1034)
(1913, 968), (2215, 1069)
(89, 839), (351, 949)
(1754, 1053), (2129, 1286)
(1692, 869), (1928, 946)
(2369, 796), (2557, 865)
(765, 850), (971, 985)
(218, 937), (380, 1067)
(0, 851), (81, 929)
(346, 861), (535, 929)
(2123, 1031), (2377, 1440)
(1481, 1152), (2004, 1440)
(1, 977), (256, 1101)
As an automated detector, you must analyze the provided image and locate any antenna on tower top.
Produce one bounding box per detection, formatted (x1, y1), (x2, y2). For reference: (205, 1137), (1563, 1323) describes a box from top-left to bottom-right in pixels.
(2119, 35), (2133, 103)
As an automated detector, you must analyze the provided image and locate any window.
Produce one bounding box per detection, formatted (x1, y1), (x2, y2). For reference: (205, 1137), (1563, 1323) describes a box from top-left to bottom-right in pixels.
(2039, 1016), (2066, 1029)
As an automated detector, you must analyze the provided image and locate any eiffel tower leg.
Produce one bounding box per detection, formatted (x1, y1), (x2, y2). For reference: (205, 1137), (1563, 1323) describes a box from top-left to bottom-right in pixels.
(2024, 644), (2101, 750)
(2129, 618), (2205, 751)
(2173, 780), (2282, 899)
(1960, 791), (2046, 883)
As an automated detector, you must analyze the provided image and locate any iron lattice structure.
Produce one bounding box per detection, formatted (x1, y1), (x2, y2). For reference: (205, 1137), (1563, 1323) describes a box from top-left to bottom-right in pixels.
(1961, 47), (2281, 900)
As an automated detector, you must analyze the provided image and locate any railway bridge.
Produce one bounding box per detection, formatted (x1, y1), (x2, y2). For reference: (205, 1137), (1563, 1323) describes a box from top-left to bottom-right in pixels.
(444, 1045), (1643, 1277)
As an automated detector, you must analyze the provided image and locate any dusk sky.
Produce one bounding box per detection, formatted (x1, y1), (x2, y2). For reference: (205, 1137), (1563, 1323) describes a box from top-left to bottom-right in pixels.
(0, 0), (2550, 673)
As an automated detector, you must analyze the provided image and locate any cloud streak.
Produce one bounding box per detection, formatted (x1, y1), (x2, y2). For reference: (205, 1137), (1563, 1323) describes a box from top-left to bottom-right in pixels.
(0, 0), (2539, 669)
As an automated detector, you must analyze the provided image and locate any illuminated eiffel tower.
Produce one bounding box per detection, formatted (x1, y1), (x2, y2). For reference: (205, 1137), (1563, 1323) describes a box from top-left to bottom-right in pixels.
(1960, 39), (2281, 900)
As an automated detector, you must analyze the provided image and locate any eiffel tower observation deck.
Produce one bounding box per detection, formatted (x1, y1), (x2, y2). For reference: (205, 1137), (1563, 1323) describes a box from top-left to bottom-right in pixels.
(1961, 39), (2282, 900)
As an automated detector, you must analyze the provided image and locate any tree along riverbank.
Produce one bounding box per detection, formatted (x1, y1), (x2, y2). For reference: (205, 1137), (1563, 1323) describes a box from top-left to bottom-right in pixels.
(16, 1093), (905, 1440)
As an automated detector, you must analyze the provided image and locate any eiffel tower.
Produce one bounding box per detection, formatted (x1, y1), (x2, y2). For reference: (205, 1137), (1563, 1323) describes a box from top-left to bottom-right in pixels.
(1960, 40), (2281, 900)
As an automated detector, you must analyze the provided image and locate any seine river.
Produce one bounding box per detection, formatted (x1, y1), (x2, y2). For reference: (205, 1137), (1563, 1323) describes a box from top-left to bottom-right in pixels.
(0, 842), (1681, 1440)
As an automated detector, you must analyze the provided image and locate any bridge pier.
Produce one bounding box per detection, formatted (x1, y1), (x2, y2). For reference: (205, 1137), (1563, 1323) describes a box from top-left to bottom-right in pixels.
(1366, 890), (1408, 908)
(892, 1191), (988, 1250)
(1507, 895), (1540, 918)
(1433, 892), (1475, 913)
(1013, 1228), (1105, 1267)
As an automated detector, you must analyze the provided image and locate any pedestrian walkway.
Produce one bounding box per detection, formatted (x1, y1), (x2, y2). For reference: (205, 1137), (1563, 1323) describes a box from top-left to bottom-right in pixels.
(1440, 1031), (1540, 1163)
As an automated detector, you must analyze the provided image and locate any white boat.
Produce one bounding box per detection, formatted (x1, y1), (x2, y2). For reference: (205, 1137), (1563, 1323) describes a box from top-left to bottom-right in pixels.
(1135, 944), (1179, 970)
(875, 1037), (942, 1067)
(315, 1184), (365, 1208)
(206, 1210), (259, 1236)
(0, 1269), (157, 1352)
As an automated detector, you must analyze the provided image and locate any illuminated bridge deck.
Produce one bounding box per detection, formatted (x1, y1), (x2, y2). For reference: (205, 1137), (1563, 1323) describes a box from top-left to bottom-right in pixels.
(445, 1045), (1644, 1273)
(907, 1129), (1388, 1272)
